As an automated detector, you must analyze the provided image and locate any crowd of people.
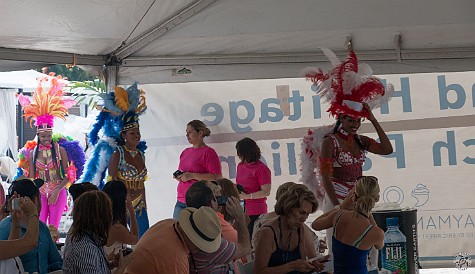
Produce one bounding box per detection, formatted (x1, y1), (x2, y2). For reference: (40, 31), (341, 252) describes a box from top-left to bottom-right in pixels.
(0, 49), (396, 273)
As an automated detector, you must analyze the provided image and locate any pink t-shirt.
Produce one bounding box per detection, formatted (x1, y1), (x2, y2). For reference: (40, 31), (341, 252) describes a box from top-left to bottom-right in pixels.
(177, 146), (222, 203)
(236, 160), (271, 216)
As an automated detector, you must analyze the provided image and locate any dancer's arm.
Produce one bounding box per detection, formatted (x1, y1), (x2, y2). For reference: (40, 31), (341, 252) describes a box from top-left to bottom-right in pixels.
(320, 137), (339, 206)
(108, 151), (120, 180)
(363, 103), (393, 155)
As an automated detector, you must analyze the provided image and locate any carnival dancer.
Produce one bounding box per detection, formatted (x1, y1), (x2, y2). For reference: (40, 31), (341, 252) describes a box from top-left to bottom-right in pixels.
(81, 83), (149, 237)
(300, 48), (393, 267)
(17, 74), (85, 229)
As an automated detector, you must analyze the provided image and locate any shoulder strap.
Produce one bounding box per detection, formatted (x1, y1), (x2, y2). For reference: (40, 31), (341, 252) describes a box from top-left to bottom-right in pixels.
(262, 225), (278, 247)
(333, 210), (345, 237)
(353, 225), (374, 248)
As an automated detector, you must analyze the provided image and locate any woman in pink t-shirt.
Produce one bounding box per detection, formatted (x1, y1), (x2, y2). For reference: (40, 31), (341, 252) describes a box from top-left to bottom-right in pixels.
(235, 137), (271, 237)
(173, 120), (222, 219)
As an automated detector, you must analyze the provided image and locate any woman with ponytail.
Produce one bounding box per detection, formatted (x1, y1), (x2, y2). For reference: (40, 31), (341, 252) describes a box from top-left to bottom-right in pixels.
(312, 176), (384, 274)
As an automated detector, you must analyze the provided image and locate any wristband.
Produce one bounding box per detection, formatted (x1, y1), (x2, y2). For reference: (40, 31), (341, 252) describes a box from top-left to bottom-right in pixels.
(28, 214), (39, 220)
(334, 205), (340, 209)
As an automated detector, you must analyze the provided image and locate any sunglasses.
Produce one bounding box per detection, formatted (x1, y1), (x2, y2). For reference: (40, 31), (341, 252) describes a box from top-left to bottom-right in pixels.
(356, 175), (378, 182)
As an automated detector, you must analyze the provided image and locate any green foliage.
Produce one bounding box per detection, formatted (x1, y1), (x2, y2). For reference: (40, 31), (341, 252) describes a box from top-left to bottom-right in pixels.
(39, 65), (97, 82)
(69, 79), (108, 110)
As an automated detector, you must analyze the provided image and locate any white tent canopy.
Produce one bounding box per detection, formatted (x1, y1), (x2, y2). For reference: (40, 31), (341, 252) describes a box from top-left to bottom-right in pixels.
(1, 0), (474, 85)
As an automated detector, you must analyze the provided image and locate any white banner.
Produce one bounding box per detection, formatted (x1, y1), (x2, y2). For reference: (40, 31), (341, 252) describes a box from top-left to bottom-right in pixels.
(139, 71), (475, 266)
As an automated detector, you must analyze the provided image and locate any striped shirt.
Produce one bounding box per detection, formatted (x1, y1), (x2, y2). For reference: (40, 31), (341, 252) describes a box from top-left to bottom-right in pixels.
(63, 233), (110, 274)
(189, 238), (237, 274)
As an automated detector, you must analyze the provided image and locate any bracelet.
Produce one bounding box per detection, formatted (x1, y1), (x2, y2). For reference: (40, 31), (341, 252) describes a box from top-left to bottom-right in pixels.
(28, 214), (39, 220)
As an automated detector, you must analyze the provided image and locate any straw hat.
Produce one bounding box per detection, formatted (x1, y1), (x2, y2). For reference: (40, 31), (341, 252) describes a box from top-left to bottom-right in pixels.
(178, 206), (222, 253)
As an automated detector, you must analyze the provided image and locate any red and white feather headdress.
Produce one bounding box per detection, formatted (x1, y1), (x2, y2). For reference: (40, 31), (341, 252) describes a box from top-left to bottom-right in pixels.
(302, 48), (394, 118)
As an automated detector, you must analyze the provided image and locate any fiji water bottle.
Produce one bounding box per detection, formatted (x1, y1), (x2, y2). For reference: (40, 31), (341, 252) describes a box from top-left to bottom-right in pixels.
(381, 217), (408, 274)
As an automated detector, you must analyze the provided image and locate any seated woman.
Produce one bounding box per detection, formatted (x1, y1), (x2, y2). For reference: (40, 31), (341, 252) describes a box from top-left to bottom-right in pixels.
(102, 180), (139, 257)
(312, 176), (384, 274)
(63, 191), (130, 274)
(254, 184), (327, 274)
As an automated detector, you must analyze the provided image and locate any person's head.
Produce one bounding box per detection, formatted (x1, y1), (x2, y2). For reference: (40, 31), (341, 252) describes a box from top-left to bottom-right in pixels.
(102, 180), (128, 226)
(178, 206), (222, 253)
(337, 115), (362, 135)
(354, 176), (380, 214)
(235, 137), (261, 163)
(275, 182), (297, 202)
(120, 127), (141, 148)
(185, 180), (217, 211)
(9, 177), (44, 213)
(275, 184), (318, 228)
(69, 182), (99, 202)
(215, 178), (240, 222)
(186, 120), (210, 145)
(70, 191), (112, 246)
(37, 130), (53, 146)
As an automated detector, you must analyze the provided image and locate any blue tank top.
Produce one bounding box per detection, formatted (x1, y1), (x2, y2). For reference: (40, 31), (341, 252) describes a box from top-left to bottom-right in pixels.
(265, 217), (303, 274)
(332, 211), (373, 274)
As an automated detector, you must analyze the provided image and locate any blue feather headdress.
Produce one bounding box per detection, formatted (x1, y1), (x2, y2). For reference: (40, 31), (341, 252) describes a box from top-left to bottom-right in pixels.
(80, 83), (147, 187)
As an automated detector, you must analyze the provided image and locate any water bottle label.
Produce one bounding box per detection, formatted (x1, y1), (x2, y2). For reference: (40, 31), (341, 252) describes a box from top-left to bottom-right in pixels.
(381, 242), (408, 274)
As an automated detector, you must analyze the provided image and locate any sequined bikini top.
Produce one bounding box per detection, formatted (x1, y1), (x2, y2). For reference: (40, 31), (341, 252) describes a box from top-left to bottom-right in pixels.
(117, 146), (147, 190)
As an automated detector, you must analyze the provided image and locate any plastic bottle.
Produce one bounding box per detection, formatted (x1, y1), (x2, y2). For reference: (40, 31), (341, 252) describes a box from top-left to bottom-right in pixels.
(381, 217), (408, 274)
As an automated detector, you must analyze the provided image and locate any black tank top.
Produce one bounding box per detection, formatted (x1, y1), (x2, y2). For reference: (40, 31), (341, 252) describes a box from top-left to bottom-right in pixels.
(265, 217), (303, 274)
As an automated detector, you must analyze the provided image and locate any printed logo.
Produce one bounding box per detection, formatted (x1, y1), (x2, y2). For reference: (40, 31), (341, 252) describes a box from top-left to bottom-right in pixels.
(411, 184), (429, 207)
(453, 252), (471, 270)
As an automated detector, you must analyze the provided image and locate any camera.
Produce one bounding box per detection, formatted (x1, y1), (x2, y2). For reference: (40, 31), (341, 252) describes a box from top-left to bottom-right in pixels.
(173, 170), (184, 178)
(12, 198), (20, 210)
(122, 247), (133, 257)
(216, 196), (228, 206)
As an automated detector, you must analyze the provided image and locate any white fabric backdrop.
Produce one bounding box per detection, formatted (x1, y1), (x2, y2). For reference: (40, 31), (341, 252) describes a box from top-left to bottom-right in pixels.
(135, 71), (475, 266)
(0, 89), (18, 160)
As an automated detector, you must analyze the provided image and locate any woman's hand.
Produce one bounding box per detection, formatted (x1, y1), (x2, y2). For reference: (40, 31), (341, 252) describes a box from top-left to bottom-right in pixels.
(18, 196), (37, 217)
(363, 102), (375, 122)
(309, 255), (330, 272)
(290, 259), (316, 273)
(177, 172), (194, 182)
(126, 195), (135, 217)
(48, 188), (61, 205)
(340, 188), (355, 210)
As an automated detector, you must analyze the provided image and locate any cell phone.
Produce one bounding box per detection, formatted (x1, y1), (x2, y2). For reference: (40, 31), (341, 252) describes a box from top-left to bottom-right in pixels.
(12, 198), (20, 210)
(236, 184), (246, 193)
(122, 247), (133, 257)
(173, 170), (184, 178)
(240, 200), (245, 209)
(216, 196), (228, 206)
(4, 195), (11, 213)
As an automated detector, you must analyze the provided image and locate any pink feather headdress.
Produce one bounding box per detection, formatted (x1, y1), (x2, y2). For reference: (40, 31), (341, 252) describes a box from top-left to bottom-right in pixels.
(17, 73), (76, 132)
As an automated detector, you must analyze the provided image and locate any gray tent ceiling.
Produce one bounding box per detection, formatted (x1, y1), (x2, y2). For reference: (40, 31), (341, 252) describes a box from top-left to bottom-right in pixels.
(1, 0), (475, 84)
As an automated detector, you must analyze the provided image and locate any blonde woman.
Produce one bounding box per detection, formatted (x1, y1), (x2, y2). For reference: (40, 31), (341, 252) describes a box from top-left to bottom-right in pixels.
(312, 176), (384, 274)
(254, 184), (327, 274)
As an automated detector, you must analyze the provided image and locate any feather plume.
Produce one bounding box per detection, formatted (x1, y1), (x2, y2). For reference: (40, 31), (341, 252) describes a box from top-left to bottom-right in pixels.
(114, 87), (130, 112)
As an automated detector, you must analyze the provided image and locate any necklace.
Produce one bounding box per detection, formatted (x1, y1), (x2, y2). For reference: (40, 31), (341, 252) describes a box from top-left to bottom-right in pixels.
(123, 145), (139, 158)
(357, 211), (369, 219)
(337, 128), (355, 146)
